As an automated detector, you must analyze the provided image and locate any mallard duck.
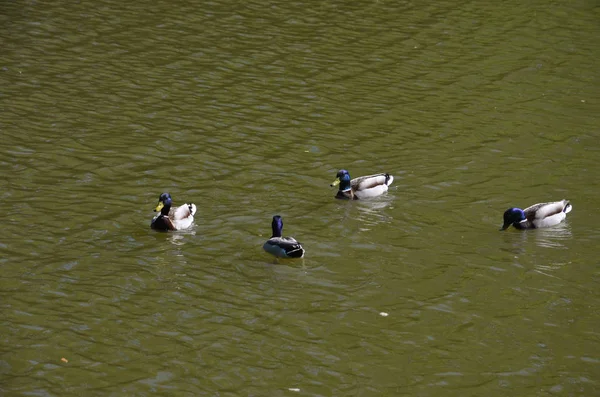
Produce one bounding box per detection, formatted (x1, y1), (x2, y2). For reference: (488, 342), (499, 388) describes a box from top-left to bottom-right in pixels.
(330, 169), (394, 200)
(501, 200), (572, 230)
(263, 215), (305, 258)
(150, 192), (196, 231)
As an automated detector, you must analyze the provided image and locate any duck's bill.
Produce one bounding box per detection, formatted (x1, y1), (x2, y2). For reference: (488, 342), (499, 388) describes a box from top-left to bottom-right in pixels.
(330, 178), (340, 187)
(499, 223), (510, 231)
(154, 202), (164, 212)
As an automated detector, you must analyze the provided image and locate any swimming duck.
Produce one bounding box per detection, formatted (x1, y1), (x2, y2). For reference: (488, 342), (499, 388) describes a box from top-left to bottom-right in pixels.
(263, 215), (305, 258)
(150, 192), (197, 231)
(330, 169), (394, 200)
(500, 200), (572, 230)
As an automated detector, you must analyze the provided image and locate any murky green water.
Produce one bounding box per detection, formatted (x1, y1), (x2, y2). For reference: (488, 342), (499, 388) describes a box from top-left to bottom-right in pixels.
(2, 0), (599, 395)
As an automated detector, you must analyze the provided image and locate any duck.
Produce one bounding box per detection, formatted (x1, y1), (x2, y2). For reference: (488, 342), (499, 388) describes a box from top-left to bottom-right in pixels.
(263, 215), (305, 258)
(150, 192), (197, 231)
(330, 169), (394, 200)
(500, 200), (572, 230)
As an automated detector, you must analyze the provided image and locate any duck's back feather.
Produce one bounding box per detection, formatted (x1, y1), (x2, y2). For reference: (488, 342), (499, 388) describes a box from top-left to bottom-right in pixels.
(172, 203), (196, 220)
(522, 200), (571, 229)
(352, 173), (392, 189)
(263, 237), (305, 258)
(524, 200), (568, 220)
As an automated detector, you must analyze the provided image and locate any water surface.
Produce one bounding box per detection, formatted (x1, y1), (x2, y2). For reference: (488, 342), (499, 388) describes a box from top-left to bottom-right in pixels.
(1, 0), (600, 395)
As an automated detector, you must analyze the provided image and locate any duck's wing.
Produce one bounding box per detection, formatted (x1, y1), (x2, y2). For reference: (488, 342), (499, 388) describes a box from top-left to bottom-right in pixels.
(524, 200), (568, 221)
(280, 237), (305, 258)
(172, 203), (197, 221)
(351, 173), (393, 191)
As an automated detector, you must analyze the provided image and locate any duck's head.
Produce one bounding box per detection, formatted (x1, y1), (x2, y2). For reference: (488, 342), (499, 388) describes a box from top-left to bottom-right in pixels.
(501, 207), (525, 230)
(271, 215), (283, 238)
(154, 192), (172, 215)
(330, 169), (351, 191)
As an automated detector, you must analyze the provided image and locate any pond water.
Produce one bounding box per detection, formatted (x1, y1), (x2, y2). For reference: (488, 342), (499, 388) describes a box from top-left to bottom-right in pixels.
(1, 0), (599, 395)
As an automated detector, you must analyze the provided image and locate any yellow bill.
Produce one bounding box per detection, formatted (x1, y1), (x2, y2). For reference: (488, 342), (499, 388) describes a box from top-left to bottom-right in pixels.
(330, 178), (340, 187)
(154, 202), (164, 212)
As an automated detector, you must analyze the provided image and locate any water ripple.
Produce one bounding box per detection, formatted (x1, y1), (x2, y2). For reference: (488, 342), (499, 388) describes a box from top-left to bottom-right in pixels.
(2, 0), (600, 395)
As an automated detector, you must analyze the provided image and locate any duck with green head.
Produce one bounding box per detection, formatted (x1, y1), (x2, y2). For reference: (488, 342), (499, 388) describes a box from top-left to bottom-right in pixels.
(151, 192), (197, 231)
(501, 200), (572, 230)
(263, 215), (305, 258)
(330, 169), (394, 200)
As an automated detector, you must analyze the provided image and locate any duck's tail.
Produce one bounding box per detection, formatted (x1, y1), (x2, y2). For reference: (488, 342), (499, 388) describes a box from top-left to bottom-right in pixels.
(385, 173), (394, 187)
(564, 201), (572, 214)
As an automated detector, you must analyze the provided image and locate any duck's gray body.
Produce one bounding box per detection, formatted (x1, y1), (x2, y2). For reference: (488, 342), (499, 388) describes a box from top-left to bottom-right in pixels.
(332, 170), (394, 200)
(263, 237), (305, 258)
(502, 200), (572, 230)
(151, 193), (196, 231)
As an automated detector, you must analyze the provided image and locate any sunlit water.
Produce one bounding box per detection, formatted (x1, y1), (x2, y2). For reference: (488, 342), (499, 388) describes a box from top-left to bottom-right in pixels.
(1, 0), (599, 395)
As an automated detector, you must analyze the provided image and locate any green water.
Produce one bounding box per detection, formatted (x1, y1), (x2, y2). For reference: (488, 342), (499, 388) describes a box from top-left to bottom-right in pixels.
(1, 0), (599, 395)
